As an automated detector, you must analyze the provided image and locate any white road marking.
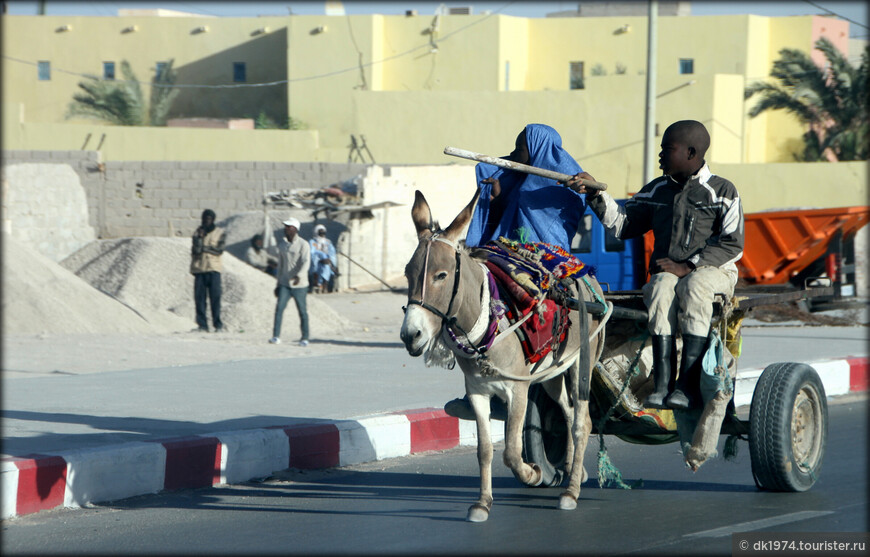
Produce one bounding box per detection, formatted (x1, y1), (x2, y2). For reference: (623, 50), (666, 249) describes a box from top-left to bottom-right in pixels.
(683, 511), (835, 538)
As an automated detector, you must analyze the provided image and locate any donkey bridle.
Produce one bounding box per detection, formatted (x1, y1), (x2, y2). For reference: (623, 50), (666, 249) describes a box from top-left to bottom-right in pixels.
(403, 234), (463, 323)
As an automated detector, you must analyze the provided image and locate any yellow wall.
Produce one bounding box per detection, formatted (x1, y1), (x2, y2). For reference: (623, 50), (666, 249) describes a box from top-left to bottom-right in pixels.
(0, 15), (291, 125)
(3, 103), (319, 161)
(716, 161), (867, 213)
(1, 12), (856, 170)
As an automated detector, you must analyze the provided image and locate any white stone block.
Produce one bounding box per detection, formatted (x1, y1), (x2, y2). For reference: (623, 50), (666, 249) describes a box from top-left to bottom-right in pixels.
(215, 429), (289, 485)
(1, 461), (20, 519)
(337, 415), (410, 466)
(62, 442), (166, 508)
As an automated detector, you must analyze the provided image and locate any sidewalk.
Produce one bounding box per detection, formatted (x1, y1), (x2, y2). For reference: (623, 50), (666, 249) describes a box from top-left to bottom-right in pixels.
(2, 290), (867, 520)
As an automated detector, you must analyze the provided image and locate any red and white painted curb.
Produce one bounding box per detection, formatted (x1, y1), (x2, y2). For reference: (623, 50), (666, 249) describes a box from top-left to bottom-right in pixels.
(2, 356), (865, 520)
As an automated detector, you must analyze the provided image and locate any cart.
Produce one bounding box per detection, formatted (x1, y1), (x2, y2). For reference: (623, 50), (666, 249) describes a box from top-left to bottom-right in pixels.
(520, 285), (834, 493)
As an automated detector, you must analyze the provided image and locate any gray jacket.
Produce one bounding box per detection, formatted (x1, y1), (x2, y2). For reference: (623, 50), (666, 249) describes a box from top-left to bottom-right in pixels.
(588, 163), (744, 274)
(276, 235), (310, 289)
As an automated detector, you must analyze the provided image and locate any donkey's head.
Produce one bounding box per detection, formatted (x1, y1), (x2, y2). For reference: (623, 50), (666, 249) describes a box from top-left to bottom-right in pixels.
(400, 189), (479, 357)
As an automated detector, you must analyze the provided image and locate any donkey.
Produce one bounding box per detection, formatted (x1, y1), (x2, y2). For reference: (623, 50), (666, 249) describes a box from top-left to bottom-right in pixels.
(400, 189), (607, 522)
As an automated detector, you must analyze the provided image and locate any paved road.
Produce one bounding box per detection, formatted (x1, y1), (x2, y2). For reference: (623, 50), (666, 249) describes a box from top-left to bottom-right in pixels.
(3, 395), (865, 555)
(2, 325), (866, 457)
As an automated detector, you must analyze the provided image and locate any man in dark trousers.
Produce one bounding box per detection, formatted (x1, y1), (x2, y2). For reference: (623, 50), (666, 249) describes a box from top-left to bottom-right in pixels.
(190, 209), (226, 332)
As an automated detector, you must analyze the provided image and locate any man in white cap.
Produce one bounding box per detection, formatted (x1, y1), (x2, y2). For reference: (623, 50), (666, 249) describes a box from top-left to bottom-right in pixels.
(270, 217), (310, 346)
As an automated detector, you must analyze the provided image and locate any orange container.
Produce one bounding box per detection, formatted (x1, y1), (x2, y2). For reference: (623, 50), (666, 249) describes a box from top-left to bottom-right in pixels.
(739, 206), (869, 284)
(640, 206), (869, 285)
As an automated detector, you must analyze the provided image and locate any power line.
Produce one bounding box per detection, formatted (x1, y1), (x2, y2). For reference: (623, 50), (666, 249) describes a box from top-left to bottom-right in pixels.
(802, 0), (869, 30)
(2, 3), (513, 90)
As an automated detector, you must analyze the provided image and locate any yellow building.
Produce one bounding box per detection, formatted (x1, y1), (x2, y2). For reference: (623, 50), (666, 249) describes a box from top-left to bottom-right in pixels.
(1, 10), (855, 190)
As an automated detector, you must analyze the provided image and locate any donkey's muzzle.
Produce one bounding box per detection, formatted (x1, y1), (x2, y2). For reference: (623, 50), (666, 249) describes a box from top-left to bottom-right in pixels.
(400, 327), (424, 357)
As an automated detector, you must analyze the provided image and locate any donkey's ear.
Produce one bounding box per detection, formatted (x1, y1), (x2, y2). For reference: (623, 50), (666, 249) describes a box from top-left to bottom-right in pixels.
(411, 190), (434, 237)
(444, 188), (480, 243)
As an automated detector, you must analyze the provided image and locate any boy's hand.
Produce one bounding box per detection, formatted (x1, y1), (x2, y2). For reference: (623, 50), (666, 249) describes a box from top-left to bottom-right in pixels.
(656, 258), (692, 278)
(481, 177), (501, 200)
(562, 172), (600, 198)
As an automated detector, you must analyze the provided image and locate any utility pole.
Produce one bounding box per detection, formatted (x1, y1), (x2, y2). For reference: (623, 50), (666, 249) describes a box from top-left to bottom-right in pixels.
(642, 0), (658, 185)
(37, 0), (46, 15)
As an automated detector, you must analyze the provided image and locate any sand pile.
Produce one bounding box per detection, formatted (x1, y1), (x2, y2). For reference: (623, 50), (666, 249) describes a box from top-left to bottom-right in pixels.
(217, 210), (346, 263)
(2, 236), (153, 335)
(60, 237), (351, 336)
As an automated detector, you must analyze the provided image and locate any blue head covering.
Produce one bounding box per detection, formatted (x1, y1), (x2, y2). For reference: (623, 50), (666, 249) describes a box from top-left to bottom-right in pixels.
(464, 124), (585, 249)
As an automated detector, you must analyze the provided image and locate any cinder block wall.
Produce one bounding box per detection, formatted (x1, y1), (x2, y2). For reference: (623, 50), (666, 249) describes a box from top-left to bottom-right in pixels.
(1, 161), (96, 262)
(1, 150), (368, 239)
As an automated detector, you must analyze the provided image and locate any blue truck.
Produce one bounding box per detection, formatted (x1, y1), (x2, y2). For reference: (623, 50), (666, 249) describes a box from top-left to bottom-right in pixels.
(570, 200), (645, 292)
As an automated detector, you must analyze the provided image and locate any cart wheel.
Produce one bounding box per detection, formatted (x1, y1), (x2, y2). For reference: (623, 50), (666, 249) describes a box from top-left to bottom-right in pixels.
(522, 384), (568, 487)
(749, 363), (827, 492)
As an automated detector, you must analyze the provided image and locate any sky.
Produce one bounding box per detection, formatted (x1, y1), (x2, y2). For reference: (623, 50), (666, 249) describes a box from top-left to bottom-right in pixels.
(4, 0), (868, 37)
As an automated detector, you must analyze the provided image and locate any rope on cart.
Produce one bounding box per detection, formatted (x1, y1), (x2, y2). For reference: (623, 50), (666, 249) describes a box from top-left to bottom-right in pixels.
(594, 330), (649, 490)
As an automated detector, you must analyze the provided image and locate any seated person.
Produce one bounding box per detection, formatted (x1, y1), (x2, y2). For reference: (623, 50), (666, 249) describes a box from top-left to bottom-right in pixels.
(445, 123), (588, 419)
(566, 120), (744, 410)
(466, 123), (587, 249)
(246, 234), (277, 276)
(309, 223), (337, 293)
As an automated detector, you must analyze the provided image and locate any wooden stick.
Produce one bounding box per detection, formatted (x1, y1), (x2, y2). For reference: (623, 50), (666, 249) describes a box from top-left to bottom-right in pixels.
(443, 146), (607, 191)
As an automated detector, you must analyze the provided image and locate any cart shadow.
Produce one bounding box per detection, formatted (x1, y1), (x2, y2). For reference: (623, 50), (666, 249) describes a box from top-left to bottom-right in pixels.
(103, 471), (566, 523)
(613, 479), (757, 492)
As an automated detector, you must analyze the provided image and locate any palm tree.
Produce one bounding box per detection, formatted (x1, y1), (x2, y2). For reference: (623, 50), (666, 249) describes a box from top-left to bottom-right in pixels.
(148, 59), (179, 126)
(745, 37), (868, 161)
(66, 59), (179, 126)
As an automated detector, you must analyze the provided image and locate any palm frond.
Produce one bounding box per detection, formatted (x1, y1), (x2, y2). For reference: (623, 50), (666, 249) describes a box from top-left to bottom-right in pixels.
(745, 37), (869, 161)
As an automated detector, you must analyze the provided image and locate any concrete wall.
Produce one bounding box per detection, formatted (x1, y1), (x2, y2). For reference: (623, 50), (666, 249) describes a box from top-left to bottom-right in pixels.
(1, 160), (96, 262)
(1, 150), (368, 240)
(2, 104), (320, 162)
(3, 150), (865, 291)
(715, 161), (867, 214)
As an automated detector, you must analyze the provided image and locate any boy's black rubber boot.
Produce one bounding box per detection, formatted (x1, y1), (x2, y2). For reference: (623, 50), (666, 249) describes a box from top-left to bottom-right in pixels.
(643, 335), (675, 409)
(667, 333), (708, 410)
(444, 394), (508, 421)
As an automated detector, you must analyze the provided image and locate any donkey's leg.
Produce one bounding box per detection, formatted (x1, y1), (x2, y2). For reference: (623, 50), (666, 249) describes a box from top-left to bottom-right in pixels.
(560, 312), (594, 510)
(542, 376), (586, 482)
(560, 397), (592, 510)
(503, 385), (543, 487)
(467, 391), (494, 523)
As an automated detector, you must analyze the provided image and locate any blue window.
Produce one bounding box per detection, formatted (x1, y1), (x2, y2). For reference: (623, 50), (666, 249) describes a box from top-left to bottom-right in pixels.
(38, 61), (51, 81)
(233, 62), (246, 83)
(679, 58), (694, 74)
(155, 61), (167, 77)
(103, 61), (115, 80)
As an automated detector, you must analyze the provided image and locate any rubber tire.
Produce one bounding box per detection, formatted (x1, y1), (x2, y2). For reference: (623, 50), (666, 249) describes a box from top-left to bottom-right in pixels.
(749, 362), (828, 492)
(522, 384), (568, 487)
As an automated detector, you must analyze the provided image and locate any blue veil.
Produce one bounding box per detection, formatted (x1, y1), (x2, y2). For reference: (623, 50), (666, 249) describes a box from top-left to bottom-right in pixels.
(464, 124), (586, 249)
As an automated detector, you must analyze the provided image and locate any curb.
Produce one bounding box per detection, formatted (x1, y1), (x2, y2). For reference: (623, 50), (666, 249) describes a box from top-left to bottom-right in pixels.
(2, 356), (866, 520)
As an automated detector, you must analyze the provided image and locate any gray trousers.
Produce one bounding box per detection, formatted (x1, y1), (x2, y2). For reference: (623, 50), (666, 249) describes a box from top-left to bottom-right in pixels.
(642, 266), (737, 337)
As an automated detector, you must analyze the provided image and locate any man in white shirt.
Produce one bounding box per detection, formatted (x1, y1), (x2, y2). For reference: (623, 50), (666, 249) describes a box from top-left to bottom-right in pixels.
(270, 218), (311, 346)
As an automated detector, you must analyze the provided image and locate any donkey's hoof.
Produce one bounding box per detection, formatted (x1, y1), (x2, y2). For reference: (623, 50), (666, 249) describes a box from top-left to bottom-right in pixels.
(581, 466), (588, 483)
(530, 463), (544, 487)
(467, 504), (490, 522)
(558, 492), (578, 511)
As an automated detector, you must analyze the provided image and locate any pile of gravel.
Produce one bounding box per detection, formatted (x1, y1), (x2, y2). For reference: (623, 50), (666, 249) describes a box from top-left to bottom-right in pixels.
(217, 210), (346, 264)
(60, 236), (351, 336)
(2, 236), (153, 335)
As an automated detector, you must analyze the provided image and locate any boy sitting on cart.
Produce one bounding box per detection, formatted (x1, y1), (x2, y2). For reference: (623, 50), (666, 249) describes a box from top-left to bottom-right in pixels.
(565, 120), (744, 410)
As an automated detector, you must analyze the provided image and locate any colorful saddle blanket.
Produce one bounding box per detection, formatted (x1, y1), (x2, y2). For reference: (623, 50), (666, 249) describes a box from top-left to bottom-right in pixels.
(477, 238), (595, 364)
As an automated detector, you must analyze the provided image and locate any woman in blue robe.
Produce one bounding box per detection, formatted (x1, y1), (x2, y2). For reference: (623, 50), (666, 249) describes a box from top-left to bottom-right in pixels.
(464, 123), (586, 250)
